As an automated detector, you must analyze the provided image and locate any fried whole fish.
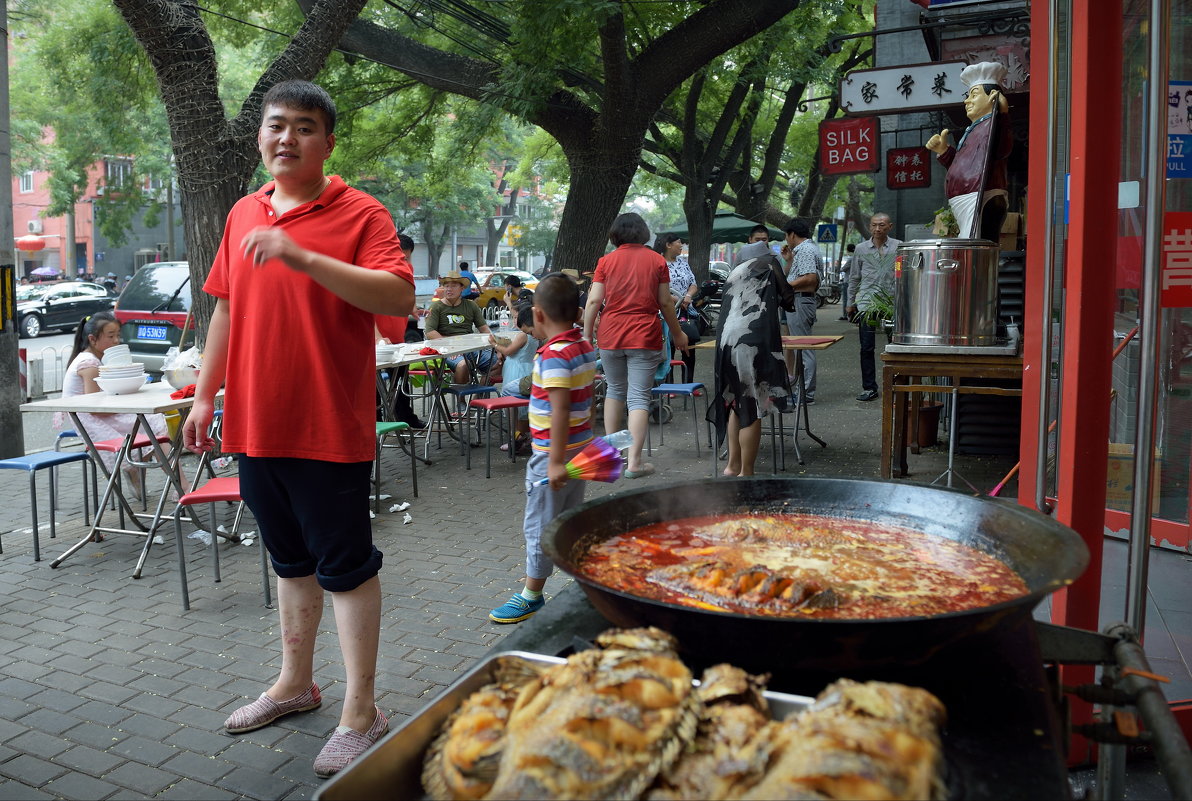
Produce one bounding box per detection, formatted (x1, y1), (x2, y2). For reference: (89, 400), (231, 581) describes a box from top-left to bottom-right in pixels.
(733, 679), (947, 801)
(423, 657), (544, 801)
(483, 627), (700, 800)
(646, 664), (772, 801)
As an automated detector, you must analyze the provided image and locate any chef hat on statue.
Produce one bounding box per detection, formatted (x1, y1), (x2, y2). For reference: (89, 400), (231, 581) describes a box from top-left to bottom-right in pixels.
(960, 61), (1007, 92)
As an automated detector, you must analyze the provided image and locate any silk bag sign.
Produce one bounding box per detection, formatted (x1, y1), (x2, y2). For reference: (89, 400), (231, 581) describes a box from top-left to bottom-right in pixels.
(819, 117), (879, 176)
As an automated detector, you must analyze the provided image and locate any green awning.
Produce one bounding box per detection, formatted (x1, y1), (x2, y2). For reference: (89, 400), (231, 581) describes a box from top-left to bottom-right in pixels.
(667, 211), (784, 244)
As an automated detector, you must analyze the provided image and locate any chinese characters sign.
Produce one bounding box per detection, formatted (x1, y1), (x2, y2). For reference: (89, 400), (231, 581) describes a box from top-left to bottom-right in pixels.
(1168, 81), (1192, 179)
(841, 62), (967, 116)
(886, 147), (931, 190)
(1162, 212), (1192, 308)
(819, 117), (879, 176)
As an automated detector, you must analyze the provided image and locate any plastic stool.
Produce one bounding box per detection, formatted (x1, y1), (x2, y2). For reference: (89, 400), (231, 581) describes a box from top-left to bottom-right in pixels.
(443, 384), (497, 456)
(375, 421), (417, 513)
(53, 429), (93, 511)
(465, 396), (531, 478)
(0, 451), (93, 561)
(171, 477), (271, 611)
(649, 383), (709, 454)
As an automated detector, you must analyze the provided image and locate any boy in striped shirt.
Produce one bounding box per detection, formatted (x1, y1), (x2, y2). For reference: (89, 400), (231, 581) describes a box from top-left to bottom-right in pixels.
(489, 273), (597, 623)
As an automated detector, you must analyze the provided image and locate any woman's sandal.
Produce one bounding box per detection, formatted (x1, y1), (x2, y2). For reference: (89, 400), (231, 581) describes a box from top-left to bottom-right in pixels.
(624, 464), (656, 479)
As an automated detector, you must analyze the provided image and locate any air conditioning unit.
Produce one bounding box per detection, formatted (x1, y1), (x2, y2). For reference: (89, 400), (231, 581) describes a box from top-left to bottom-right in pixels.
(27, 219), (43, 234)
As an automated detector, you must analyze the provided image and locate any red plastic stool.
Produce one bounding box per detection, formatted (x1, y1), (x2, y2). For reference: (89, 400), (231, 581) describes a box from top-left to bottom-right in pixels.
(93, 432), (174, 519)
(465, 396), (531, 478)
(171, 476), (271, 611)
(667, 358), (686, 383)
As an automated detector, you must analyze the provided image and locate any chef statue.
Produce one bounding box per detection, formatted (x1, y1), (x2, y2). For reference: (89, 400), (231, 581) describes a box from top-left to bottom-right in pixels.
(925, 61), (1012, 242)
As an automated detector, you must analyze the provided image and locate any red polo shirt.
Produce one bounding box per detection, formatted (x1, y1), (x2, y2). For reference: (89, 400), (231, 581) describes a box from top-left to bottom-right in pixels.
(204, 176), (412, 462)
(592, 244), (669, 350)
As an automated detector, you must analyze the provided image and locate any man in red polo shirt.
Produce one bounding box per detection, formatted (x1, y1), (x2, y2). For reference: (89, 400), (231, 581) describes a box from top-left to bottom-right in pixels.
(183, 80), (413, 777)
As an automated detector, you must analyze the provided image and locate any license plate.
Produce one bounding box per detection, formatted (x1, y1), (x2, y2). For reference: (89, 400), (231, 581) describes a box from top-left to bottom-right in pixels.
(137, 324), (169, 341)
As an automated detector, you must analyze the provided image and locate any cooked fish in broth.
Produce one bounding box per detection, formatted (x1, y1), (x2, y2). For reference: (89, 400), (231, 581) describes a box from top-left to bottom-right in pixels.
(576, 514), (1028, 619)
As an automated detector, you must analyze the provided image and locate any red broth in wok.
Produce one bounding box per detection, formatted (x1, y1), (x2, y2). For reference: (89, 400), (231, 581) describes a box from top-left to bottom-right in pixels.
(576, 513), (1029, 619)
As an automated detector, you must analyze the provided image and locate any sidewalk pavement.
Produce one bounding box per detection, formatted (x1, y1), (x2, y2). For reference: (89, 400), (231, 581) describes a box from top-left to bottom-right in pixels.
(0, 313), (1187, 799)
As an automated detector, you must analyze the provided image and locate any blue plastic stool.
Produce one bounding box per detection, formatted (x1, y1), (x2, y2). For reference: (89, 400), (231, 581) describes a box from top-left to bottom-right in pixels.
(0, 451), (93, 561)
(442, 384), (497, 456)
(649, 383), (709, 454)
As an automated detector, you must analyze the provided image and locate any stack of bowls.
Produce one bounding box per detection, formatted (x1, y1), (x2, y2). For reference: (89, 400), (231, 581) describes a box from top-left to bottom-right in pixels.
(375, 343), (400, 364)
(97, 346), (147, 394)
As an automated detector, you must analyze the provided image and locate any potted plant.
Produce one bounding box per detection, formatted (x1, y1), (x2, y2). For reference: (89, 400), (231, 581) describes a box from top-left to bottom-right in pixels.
(859, 288), (896, 342)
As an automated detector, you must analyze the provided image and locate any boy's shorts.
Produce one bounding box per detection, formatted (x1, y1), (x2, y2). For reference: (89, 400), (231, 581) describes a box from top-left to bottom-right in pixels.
(238, 456), (381, 592)
(523, 450), (585, 580)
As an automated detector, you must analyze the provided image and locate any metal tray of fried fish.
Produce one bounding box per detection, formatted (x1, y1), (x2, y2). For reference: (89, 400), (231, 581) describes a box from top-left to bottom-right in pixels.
(315, 650), (813, 800)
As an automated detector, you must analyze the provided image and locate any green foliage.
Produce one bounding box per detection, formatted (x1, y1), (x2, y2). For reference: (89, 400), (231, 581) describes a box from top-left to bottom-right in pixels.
(10, 0), (168, 244)
(859, 288), (895, 327)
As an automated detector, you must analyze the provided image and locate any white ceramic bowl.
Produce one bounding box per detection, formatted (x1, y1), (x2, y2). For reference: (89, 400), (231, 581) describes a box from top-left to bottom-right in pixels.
(98, 365), (145, 376)
(163, 367), (200, 390)
(95, 375), (148, 395)
(102, 346), (132, 366)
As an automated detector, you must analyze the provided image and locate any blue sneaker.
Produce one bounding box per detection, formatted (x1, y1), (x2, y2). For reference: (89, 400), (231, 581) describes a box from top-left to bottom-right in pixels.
(489, 593), (545, 624)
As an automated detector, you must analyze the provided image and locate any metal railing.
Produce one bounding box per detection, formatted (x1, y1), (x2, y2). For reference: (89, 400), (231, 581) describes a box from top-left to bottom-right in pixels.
(21, 344), (73, 400)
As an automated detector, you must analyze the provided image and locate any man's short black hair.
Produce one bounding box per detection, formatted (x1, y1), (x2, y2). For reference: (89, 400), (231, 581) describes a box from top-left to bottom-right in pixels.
(397, 233), (415, 253)
(534, 272), (580, 324)
(785, 218), (812, 239)
(749, 224), (769, 238)
(608, 212), (651, 247)
(846, 243), (856, 253)
(505, 275), (523, 288)
(262, 80), (337, 134)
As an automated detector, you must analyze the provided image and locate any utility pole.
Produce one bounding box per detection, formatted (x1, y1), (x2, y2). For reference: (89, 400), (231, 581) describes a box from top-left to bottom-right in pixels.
(0, 0), (26, 457)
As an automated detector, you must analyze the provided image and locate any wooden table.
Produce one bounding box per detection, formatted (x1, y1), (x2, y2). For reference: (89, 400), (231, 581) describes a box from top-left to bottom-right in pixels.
(21, 383), (217, 575)
(697, 335), (843, 466)
(880, 350), (1023, 479)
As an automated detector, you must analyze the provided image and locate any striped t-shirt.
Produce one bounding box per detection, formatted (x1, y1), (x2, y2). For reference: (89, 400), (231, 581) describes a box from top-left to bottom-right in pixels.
(529, 328), (597, 455)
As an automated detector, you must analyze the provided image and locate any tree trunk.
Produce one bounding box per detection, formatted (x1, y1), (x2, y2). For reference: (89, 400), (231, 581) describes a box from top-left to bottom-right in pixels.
(485, 181), (518, 267)
(682, 188), (717, 282)
(549, 150), (637, 276)
(181, 170), (255, 343)
(113, 0), (369, 343)
(421, 211), (445, 277)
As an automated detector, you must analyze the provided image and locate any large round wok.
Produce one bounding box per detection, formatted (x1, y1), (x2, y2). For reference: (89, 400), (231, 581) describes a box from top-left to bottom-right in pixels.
(544, 477), (1088, 677)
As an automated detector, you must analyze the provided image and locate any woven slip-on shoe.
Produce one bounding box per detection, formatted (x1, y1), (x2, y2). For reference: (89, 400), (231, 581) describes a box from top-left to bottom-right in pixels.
(224, 683), (322, 734)
(313, 706), (389, 778)
(489, 593), (545, 624)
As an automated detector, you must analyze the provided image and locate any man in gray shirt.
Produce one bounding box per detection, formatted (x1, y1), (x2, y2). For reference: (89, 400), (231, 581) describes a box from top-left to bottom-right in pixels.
(846, 213), (901, 401)
(780, 219), (821, 404)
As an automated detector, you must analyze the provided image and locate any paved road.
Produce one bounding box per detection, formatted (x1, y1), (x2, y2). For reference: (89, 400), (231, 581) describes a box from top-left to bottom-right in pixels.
(0, 313), (1036, 799)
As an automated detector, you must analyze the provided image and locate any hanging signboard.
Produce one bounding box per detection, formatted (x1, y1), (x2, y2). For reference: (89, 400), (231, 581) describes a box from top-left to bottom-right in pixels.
(886, 147), (932, 190)
(1168, 81), (1192, 179)
(819, 117), (879, 176)
(1161, 211), (1192, 308)
(841, 62), (967, 116)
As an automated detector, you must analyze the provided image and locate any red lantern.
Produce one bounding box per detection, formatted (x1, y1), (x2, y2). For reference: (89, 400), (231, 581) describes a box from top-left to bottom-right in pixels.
(15, 235), (46, 252)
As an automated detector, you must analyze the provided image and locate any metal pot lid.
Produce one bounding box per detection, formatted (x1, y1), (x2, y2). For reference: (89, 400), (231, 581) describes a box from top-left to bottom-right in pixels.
(899, 238), (999, 248)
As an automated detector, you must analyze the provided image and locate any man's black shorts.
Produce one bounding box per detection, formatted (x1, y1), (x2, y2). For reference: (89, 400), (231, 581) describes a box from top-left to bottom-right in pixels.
(238, 456), (381, 592)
